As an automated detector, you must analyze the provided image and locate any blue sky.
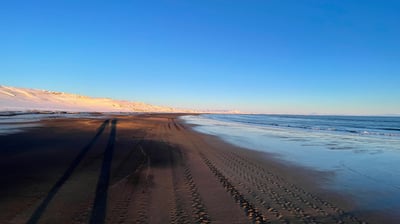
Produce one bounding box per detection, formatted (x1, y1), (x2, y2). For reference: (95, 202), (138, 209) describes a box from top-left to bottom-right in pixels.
(1, 0), (399, 114)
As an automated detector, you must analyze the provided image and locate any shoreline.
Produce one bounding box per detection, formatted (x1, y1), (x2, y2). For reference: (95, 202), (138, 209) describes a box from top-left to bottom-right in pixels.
(181, 114), (400, 221)
(0, 113), (395, 223)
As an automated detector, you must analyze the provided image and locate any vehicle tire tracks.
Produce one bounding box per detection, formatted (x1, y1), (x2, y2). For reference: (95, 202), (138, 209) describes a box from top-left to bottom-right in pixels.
(165, 120), (211, 224)
(204, 142), (365, 224)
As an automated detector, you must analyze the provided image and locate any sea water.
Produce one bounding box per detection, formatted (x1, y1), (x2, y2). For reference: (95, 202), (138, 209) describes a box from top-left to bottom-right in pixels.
(182, 114), (400, 213)
(0, 112), (106, 135)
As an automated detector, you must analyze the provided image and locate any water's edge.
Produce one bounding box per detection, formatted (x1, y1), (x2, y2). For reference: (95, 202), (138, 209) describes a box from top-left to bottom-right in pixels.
(181, 114), (400, 215)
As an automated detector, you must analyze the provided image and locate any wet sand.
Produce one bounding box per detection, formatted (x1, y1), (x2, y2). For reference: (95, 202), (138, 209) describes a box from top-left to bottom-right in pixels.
(0, 114), (393, 223)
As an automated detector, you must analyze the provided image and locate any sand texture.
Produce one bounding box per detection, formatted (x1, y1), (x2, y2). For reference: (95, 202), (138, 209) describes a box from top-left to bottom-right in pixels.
(0, 114), (388, 223)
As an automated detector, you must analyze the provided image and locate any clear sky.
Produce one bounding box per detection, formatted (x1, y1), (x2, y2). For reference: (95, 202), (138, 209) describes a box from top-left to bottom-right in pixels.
(1, 0), (399, 115)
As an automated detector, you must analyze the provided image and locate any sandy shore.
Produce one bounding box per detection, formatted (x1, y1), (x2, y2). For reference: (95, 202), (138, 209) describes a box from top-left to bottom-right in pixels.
(0, 114), (393, 223)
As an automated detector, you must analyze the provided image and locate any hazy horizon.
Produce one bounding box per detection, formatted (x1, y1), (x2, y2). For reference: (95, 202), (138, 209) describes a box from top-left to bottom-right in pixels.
(1, 1), (399, 115)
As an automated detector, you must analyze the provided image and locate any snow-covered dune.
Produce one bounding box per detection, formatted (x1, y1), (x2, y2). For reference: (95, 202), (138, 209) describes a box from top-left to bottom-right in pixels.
(0, 85), (189, 113)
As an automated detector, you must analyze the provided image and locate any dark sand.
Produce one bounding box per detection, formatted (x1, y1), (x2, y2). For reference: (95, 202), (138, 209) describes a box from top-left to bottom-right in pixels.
(0, 114), (392, 223)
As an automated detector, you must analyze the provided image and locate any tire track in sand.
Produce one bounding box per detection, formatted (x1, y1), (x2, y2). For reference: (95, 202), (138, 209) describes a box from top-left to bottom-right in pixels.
(208, 149), (312, 224)
(200, 153), (269, 224)
(176, 120), (365, 224)
(105, 141), (147, 224)
(196, 132), (366, 224)
(217, 149), (365, 224)
(166, 119), (211, 224)
(202, 148), (289, 224)
(174, 119), (268, 223)
(133, 150), (152, 224)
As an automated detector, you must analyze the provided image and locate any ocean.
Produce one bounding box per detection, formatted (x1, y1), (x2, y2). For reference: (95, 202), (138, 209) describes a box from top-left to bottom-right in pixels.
(0, 112), (106, 135)
(182, 114), (400, 213)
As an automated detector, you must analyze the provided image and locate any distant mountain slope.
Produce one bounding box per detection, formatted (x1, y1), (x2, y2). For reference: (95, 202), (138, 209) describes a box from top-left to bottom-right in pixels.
(0, 85), (190, 113)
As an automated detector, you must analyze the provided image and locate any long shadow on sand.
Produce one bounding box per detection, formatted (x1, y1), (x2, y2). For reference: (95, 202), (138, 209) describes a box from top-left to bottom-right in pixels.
(89, 121), (182, 224)
(90, 119), (117, 224)
(27, 119), (110, 224)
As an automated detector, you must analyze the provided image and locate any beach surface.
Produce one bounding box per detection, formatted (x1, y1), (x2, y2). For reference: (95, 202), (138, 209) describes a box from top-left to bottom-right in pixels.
(0, 114), (392, 223)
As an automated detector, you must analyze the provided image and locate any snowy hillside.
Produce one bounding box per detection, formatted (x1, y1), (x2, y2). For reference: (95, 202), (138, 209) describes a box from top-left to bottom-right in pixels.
(0, 85), (190, 113)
